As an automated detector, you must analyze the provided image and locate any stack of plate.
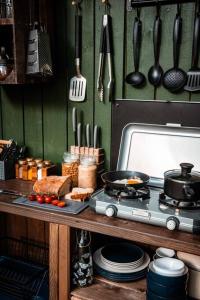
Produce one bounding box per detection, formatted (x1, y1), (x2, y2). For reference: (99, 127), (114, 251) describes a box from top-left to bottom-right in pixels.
(93, 242), (150, 282)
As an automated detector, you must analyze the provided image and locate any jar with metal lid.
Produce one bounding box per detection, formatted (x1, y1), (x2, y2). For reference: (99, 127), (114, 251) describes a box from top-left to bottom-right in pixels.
(43, 160), (52, 166)
(37, 162), (44, 180)
(27, 161), (36, 181)
(78, 156), (97, 189)
(26, 157), (34, 163)
(34, 158), (43, 164)
(62, 152), (79, 187)
(18, 159), (27, 180)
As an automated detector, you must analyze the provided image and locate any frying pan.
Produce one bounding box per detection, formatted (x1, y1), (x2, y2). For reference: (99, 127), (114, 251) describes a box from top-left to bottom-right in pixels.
(101, 171), (149, 190)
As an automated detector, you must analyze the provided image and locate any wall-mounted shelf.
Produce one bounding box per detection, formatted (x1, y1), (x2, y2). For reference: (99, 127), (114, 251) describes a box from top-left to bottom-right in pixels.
(0, 18), (14, 25)
(127, 0), (195, 10)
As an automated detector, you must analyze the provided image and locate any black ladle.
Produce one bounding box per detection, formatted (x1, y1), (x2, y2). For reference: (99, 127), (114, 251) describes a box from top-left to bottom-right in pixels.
(126, 9), (146, 87)
(148, 6), (163, 86)
(163, 5), (187, 93)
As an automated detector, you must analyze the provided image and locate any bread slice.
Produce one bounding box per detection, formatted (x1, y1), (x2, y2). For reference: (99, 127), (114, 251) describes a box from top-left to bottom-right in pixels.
(65, 187), (94, 201)
(33, 175), (71, 196)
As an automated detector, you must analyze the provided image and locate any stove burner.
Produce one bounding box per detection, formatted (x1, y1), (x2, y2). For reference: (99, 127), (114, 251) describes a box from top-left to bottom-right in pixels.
(159, 192), (200, 209)
(104, 185), (150, 200)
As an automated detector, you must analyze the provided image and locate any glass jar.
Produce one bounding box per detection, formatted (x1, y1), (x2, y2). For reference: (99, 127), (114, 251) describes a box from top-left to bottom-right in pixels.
(37, 162), (44, 180)
(78, 156), (97, 189)
(18, 159), (27, 180)
(26, 157), (34, 163)
(62, 152), (79, 187)
(34, 158), (43, 164)
(27, 161), (36, 181)
(43, 160), (51, 167)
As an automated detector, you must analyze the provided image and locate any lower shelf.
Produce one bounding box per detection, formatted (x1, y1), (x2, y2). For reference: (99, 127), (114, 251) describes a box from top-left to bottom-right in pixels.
(71, 276), (146, 300)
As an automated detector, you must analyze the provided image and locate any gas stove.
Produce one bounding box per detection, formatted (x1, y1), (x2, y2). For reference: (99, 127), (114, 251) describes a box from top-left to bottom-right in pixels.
(89, 187), (200, 234)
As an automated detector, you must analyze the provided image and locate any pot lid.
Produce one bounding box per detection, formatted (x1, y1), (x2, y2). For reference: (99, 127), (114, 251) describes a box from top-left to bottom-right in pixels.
(164, 163), (200, 183)
(117, 123), (200, 187)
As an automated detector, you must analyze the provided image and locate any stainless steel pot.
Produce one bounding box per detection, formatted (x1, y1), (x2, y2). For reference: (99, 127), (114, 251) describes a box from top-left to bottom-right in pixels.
(164, 163), (200, 202)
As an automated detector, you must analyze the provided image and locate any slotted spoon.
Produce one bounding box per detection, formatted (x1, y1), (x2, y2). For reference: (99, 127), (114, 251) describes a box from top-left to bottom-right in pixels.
(69, 13), (86, 102)
(184, 0), (200, 92)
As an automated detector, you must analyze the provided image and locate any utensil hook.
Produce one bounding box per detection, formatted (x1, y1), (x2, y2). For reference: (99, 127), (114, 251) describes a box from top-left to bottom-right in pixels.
(195, 0), (200, 15)
(102, 0), (110, 14)
(136, 8), (141, 19)
(177, 3), (181, 15)
(156, 1), (160, 17)
(72, 0), (82, 14)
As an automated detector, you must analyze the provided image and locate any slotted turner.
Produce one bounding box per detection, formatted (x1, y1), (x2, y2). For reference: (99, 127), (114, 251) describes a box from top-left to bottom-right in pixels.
(69, 13), (86, 102)
(185, 0), (200, 92)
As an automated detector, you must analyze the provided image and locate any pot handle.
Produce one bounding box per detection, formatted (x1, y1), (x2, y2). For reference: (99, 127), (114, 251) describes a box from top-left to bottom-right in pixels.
(183, 184), (195, 200)
(180, 163), (194, 177)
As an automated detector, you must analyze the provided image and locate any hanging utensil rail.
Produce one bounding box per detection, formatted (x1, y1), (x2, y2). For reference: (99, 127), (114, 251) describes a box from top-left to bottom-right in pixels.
(127, 0), (195, 10)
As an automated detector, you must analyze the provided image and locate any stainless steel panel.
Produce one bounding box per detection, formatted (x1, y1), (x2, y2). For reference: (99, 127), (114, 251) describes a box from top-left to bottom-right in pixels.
(117, 123), (200, 187)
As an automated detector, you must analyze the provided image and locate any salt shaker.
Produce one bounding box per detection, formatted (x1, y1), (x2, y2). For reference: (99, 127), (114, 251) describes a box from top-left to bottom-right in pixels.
(72, 230), (93, 287)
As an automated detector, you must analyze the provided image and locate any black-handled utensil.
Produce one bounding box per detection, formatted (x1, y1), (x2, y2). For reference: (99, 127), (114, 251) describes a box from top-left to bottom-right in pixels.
(163, 4), (187, 93)
(72, 107), (77, 146)
(148, 5), (163, 87)
(86, 124), (91, 148)
(126, 9), (146, 87)
(185, 0), (200, 91)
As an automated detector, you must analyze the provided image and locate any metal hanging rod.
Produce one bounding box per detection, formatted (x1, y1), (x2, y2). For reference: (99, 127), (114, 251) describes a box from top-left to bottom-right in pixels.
(127, 0), (195, 10)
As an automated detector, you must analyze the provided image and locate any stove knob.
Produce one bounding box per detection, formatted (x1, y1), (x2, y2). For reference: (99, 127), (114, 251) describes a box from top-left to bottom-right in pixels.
(166, 217), (179, 231)
(106, 205), (117, 217)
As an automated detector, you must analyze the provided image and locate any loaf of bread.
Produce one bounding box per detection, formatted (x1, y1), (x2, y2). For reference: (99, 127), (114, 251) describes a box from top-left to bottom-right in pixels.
(33, 176), (71, 196)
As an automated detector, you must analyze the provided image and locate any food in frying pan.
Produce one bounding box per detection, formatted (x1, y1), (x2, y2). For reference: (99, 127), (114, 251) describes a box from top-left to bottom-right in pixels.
(114, 177), (143, 185)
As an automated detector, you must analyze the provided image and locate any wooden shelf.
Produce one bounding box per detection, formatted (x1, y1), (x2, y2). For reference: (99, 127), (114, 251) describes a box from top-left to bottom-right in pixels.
(71, 276), (146, 300)
(0, 18), (14, 25)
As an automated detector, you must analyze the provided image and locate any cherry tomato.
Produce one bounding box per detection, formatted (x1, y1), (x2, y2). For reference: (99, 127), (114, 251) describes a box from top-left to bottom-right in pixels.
(36, 195), (44, 204)
(44, 195), (52, 204)
(28, 194), (36, 201)
(51, 194), (57, 200)
(52, 199), (59, 206)
(57, 201), (66, 208)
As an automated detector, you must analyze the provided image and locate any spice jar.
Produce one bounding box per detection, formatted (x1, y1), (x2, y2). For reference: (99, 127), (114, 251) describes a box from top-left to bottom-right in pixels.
(26, 157), (34, 163)
(18, 159), (27, 180)
(43, 160), (51, 166)
(62, 152), (79, 187)
(27, 161), (36, 181)
(78, 156), (97, 189)
(34, 158), (43, 164)
(37, 162), (44, 180)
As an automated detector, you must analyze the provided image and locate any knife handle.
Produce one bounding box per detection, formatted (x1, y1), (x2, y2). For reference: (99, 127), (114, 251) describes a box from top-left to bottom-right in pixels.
(77, 123), (82, 147)
(86, 124), (91, 148)
(72, 107), (77, 133)
(93, 125), (98, 149)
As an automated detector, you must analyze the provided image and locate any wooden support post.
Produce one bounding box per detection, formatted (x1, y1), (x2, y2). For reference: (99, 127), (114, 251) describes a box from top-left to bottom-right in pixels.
(49, 223), (59, 300)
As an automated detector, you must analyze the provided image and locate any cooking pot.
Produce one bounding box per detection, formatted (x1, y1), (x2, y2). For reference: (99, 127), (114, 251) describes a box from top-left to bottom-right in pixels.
(101, 170), (149, 190)
(164, 163), (200, 202)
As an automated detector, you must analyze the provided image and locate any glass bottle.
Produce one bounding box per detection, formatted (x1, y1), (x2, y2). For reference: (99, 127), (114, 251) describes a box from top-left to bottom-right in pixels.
(78, 156), (97, 189)
(72, 230), (93, 287)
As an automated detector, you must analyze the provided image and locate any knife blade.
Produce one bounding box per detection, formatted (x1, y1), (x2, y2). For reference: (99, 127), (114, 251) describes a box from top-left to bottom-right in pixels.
(72, 107), (77, 146)
(86, 124), (91, 148)
(93, 125), (99, 149)
(77, 122), (82, 147)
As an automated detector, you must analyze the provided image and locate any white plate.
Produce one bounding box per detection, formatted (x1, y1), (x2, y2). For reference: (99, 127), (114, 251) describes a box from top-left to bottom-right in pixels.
(156, 247), (175, 258)
(93, 247), (150, 274)
(149, 261), (188, 277)
(153, 258), (185, 276)
(100, 255), (144, 269)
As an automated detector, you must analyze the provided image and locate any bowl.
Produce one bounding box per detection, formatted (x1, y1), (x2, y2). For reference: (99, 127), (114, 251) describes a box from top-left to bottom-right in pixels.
(147, 276), (186, 297)
(148, 262), (188, 286)
(153, 258), (185, 276)
(156, 247), (175, 258)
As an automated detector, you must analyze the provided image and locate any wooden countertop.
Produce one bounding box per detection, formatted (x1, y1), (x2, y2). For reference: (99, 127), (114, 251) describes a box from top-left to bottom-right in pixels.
(0, 179), (199, 255)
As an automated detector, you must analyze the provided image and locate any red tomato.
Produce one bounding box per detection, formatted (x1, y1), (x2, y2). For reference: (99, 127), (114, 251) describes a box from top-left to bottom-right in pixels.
(51, 194), (57, 200)
(36, 195), (44, 204)
(44, 195), (52, 204)
(57, 201), (66, 208)
(52, 199), (59, 206)
(28, 194), (36, 201)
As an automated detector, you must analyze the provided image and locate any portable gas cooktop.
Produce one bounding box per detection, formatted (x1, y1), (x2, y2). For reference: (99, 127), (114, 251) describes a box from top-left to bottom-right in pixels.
(89, 123), (200, 234)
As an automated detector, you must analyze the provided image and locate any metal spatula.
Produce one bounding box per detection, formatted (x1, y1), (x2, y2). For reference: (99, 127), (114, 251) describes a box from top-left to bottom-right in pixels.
(185, 1), (200, 92)
(69, 13), (86, 102)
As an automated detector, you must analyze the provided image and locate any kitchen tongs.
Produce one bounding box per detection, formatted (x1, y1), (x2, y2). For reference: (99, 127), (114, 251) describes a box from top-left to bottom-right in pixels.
(97, 5), (114, 102)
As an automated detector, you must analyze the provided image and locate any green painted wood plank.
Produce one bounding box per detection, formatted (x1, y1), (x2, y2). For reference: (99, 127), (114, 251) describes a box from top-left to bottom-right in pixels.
(23, 85), (43, 158)
(156, 4), (193, 101)
(67, 0), (95, 149)
(94, 0), (124, 169)
(125, 7), (155, 100)
(0, 88), (2, 139)
(1, 86), (24, 144)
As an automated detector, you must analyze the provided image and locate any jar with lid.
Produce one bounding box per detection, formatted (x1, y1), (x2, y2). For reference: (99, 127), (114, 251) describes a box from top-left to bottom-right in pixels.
(18, 159), (27, 180)
(43, 160), (51, 167)
(37, 162), (44, 180)
(62, 152), (79, 187)
(26, 157), (34, 163)
(34, 158), (43, 164)
(78, 156), (97, 190)
(27, 161), (36, 181)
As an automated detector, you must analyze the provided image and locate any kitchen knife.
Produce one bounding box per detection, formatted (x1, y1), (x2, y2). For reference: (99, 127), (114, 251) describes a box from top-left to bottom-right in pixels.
(86, 124), (91, 148)
(72, 107), (77, 146)
(77, 122), (82, 147)
(93, 125), (99, 149)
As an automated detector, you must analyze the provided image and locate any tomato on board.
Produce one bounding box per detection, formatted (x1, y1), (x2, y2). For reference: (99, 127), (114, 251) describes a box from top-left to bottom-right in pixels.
(57, 201), (66, 208)
(36, 195), (44, 204)
(44, 195), (52, 204)
(28, 194), (36, 201)
(52, 199), (59, 206)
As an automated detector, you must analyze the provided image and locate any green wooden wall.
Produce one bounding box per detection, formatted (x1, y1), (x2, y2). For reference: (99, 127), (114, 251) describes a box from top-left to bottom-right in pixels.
(0, 1), (199, 169)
